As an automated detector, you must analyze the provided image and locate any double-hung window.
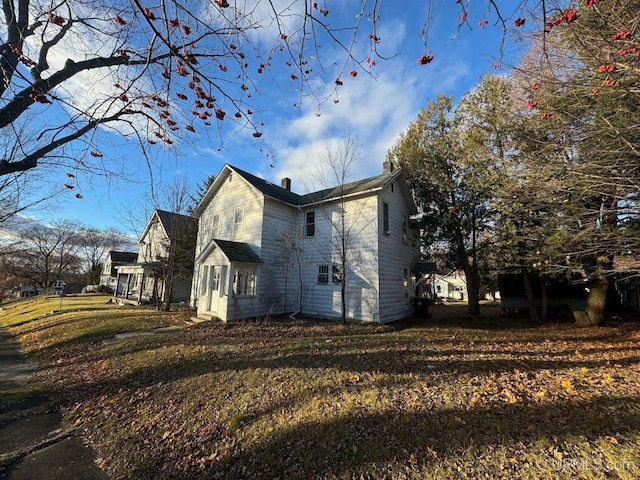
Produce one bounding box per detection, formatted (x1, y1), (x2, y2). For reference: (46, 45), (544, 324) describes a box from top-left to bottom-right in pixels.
(332, 265), (343, 284)
(383, 202), (390, 235)
(211, 213), (220, 238)
(233, 207), (244, 238)
(318, 264), (343, 284)
(306, 211), (315, 237)
(317, 265), (329, 284)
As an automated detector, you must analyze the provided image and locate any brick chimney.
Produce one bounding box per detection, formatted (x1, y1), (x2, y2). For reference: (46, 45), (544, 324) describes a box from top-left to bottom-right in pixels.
(281, 177), (291, 191)
(382, 160), (395, 173)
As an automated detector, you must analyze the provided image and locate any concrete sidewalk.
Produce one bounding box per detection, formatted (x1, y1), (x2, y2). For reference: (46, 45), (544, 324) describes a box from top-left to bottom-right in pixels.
(0, 326), (107, 480)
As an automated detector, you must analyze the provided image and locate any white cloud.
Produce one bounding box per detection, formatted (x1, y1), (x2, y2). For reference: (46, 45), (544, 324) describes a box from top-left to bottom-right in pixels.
(259, 55), (471, 192)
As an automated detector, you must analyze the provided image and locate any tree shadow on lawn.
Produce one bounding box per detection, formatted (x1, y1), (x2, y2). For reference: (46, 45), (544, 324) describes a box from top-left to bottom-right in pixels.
(43, 327), (640, 478)
(207, 395), (640, 479)
(56, 334), (640, 412)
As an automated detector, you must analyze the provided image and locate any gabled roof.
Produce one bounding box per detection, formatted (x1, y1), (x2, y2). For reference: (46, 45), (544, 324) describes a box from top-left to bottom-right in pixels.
(194, 163), (415, 215)
(139, 209), (198, 243)
(228, 165), (306, 205)
(156, 209), (198, 234)
(108, 251), (138, 264)
(300, 170), (400, 205)
(195, 238), (262, 264)
(214, 239), (263, 263)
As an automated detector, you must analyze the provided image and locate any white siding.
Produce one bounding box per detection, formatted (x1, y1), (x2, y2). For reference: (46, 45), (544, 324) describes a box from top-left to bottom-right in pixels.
(377, 184), (421, 323)
(260, 199), (301, 314)
(300, 194), (381, 322)
(100, 256), (114, 287)
(192, 169), (290, 321)
(196, 171), (264, 251)
(191, 166), (420, 324)
(138, 216), (169, 263)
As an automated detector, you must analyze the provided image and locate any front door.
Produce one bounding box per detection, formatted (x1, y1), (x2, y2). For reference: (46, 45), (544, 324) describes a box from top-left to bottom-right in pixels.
(206, 265), (219, 312)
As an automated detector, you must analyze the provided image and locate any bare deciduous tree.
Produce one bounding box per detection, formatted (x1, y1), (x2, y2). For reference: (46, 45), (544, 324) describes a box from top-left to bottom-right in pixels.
(313, 133), (369, 323)
(10, 219), (82, 293)
(76, 227), (129, 284)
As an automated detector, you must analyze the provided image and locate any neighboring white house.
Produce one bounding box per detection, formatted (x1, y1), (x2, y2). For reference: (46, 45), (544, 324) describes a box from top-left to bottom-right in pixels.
(50, 279), (66, 295)
(190, 162), (422, 323)
(114, 209), (197, 305)
(19, 284), (43, 298)
(432, 271), (467, 301)
(100, 251), (138, 290)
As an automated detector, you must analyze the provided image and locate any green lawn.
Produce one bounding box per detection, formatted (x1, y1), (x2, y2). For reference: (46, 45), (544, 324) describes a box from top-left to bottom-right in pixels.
(2, 297), (640, 479)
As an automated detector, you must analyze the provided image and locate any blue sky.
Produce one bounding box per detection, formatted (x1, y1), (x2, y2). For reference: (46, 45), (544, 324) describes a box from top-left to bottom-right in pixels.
(25, 1), (527, 237)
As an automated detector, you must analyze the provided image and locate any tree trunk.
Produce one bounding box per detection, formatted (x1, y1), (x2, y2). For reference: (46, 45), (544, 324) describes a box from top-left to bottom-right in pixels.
(581, 276), (608, 326)
(341, 280), (346, 324)
(579, 253), (612, 326)
(152, 276), (161, 311)
(465, 265), (481, 316)
(521, 268), (541, 322)
(163, 278), (173, 312)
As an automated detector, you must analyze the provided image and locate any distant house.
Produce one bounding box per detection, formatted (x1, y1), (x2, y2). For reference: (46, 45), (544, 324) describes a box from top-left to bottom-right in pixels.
(51, 279), (66, 295)
(100, 251), (138, 290)
(19, 284), (43, 298)
(114, 209), (198, 305)
(432, 271), (467, 301)
(613, 254), (640, 313)
(190, 162), (422, 323)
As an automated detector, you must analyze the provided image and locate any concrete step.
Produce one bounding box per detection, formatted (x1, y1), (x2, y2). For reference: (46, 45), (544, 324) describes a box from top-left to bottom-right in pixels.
(186, 314), (219, 325)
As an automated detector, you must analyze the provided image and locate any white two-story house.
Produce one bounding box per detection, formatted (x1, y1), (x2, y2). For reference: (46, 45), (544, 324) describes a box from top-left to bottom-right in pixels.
(100, 251), (138, 290)
(190, 162), (422, 323)
(114, 209), (197, 305)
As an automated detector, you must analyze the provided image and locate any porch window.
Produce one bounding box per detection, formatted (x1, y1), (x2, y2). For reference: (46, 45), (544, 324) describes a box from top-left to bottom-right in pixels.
(233, 265), (257, 297)
(212, 267), (220, 291)
(306, 211), (315, 237)
(332, 264), (343, 285)
(317, 265), (329, 284)
(220, 265), (228, 296)
(233, 207), (244, 238)
(383, 202), (390, 235)
(247, 270), (256, 296)
(200, 266), (209, 295)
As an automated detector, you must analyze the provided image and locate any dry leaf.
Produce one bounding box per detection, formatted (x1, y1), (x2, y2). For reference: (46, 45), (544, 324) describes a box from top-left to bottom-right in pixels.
(454, 416), (466, 426)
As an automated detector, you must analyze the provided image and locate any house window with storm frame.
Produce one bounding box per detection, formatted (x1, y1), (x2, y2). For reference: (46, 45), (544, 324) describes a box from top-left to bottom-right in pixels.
(306, 211), (315, 237)
(233, 207), (244, 239)
(211, 212), (220, 239)
(233, 265), (257, 297)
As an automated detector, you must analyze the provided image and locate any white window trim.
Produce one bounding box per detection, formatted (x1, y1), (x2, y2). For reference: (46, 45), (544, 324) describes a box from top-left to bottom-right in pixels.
(212, 212), (220, 238)
(332, 264), (343, 285)
(233, 265), (257, 298)
(317, 264), (329, 285)
(306, 211), (315, 237)
(233, 207), (244, 238)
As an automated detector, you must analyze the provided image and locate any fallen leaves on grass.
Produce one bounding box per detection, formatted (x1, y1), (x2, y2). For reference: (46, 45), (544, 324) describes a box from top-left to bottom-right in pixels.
(6, 304), (640, 479)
